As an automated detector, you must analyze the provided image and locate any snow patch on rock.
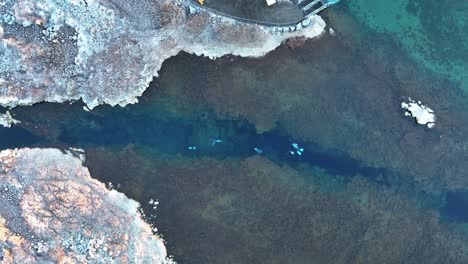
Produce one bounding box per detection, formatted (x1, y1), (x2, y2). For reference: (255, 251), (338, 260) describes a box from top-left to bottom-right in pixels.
(401, 97), (436, 128)
(0, 110), (20, 127)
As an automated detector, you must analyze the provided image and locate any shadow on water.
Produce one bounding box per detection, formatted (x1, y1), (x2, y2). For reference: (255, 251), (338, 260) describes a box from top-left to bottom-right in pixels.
(0, 127), (41, 149)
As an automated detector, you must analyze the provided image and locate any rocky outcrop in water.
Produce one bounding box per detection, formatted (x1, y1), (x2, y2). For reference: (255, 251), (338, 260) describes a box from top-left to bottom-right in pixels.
(0, 0), (325, 109)
(401, 97), (436, 128)
(0, 111), (20, 127)
(0, 148), (173, 263)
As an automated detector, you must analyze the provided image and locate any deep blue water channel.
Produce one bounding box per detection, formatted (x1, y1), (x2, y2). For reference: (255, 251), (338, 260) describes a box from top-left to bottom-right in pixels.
(6, 91), (466, 225)
(2, 41), (466, 225)
(1, 103), (389, 185)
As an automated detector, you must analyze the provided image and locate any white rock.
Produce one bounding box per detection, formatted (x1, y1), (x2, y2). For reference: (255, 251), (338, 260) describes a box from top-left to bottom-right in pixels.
(0, 110), (20, 127)
(189, 6), (197, 14)
(301, 18), (311, 27)
(401, 97), (436, 128)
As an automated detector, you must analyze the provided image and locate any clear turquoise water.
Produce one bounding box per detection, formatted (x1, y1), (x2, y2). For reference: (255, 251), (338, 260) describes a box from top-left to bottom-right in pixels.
(347, 0), (468, 93)
(2, 1), (468, 262)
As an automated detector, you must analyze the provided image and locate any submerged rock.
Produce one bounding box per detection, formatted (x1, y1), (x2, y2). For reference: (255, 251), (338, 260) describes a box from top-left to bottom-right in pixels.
(0, 0), (326, 109)
(0, 110), (20, 127)
(86, 148), (468, 263)
(401, 97), (436, 128)
(0, 148), (173, 263)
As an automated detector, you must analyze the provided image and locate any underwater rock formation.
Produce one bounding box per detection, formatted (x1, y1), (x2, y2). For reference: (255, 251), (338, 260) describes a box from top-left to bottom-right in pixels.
(86, 147), (468, 264)
(0, 0), (325, 109)
(0, 148), (172, 263)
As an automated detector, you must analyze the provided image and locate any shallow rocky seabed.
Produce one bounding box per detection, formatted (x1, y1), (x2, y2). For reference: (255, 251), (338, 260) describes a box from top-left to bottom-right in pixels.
(1, 0), (468, 263)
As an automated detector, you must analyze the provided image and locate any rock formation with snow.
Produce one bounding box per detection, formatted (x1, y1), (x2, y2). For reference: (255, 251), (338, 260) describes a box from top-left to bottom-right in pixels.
(0, 148), (173, 263)
(0, 0), (326, 109)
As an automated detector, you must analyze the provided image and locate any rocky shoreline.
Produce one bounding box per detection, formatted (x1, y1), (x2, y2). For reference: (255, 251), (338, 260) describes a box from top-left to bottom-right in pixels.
(0, 148), (173, 263)
(0, 0), (325, 110)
